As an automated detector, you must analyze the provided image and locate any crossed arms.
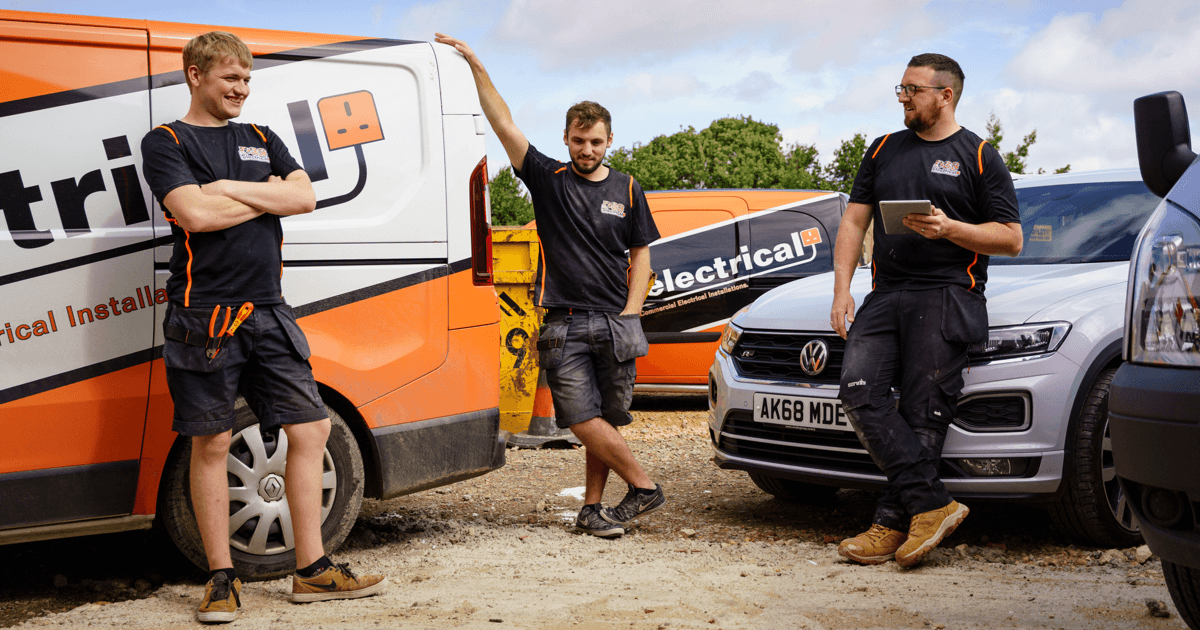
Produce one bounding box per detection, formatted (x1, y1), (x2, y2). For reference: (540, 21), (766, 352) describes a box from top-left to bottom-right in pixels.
(163, 170), (316, 233)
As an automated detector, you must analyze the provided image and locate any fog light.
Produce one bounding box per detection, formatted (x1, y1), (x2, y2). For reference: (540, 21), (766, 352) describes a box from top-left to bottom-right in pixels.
(708, 376), (718, 408)
(1143, 488), (1185, 528)
(956, 458), (1029, 477)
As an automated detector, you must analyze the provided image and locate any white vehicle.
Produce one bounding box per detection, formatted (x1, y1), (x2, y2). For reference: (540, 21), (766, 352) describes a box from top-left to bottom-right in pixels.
(0, 11), (502, 580)
(709, 168), (1160, 547)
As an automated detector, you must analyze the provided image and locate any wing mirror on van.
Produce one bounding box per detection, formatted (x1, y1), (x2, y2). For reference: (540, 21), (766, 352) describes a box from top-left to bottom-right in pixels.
(1134, 91), (1196, 197)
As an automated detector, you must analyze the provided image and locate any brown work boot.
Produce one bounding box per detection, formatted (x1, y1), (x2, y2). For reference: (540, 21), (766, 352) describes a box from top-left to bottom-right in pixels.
(838, 524), (908, 565)
(291, 562), (387, 603)
(895, 501), (969, 568)
(196, 572), (241, 623)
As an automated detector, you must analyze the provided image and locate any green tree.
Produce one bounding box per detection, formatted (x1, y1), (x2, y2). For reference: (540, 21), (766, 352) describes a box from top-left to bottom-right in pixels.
(608, 116), (852, 192)
(489, 166), (534, 226)
(985, 112), (1070, 175)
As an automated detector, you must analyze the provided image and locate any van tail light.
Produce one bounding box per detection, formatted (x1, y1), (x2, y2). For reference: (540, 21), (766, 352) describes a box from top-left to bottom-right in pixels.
(469, 156), (493, 286)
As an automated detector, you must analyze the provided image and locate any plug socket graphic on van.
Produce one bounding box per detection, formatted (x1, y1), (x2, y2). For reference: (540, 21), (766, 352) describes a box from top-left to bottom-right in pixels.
(287, 90), (384, 210)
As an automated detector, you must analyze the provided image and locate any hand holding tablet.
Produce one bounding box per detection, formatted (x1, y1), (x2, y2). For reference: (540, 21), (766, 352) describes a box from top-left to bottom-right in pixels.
(879, 200), (933, 235)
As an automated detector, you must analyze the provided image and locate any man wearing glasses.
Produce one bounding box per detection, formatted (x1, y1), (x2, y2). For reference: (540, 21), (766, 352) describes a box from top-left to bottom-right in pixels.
(829, 53), (1022, 567)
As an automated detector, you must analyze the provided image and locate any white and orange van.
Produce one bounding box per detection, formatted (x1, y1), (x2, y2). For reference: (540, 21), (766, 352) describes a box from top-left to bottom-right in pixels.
(0, 10), (501, 579)
(637, 190), (848, 392)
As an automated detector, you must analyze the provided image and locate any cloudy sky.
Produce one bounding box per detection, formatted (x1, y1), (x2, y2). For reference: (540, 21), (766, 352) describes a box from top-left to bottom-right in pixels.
(12, 0), (1200, 178)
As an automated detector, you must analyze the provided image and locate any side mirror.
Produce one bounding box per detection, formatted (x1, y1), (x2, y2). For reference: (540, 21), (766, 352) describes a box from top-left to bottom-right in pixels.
(1134, 91), (1196, 197)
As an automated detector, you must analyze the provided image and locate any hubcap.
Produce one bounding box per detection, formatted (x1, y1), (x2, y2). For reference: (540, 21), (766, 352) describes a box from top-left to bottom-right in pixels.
(1102, 414), (1139, 535)
(225, 425), (337, 556)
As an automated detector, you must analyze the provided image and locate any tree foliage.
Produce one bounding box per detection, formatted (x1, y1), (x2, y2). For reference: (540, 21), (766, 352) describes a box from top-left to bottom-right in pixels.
(489, 165), (534, 226)
(607, 116), (865, 193)
(985, 113), (1071, 175)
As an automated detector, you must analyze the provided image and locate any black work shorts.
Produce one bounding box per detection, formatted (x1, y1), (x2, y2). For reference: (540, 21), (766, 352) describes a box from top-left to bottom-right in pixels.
(162, 302), (326, 437)
(537, 310), (648, 429)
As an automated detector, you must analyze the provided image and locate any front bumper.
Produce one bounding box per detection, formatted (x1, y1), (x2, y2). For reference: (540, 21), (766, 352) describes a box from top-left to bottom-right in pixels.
(1111, 362), (1200, 569)
(708, 345), (1071, 499)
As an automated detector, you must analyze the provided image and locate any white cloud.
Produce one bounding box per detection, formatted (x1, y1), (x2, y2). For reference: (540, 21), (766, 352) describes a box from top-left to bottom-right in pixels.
(493, 0), (932, 71)
(371, 3), (385, 25)
(726, 71), (781, 101)
(823, 63), (907, 115)
(1007, 0), (1200, 94)
(619, 72), (708, 101)
(394, 0), (494, 41)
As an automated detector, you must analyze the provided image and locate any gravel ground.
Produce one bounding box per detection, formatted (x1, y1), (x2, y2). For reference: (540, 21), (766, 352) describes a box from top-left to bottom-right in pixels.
(0, 394), (1187, 629)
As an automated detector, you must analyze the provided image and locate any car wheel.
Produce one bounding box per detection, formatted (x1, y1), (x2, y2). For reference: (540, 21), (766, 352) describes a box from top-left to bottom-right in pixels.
(1048, 367), (1142, 547)
(159, 398), (364, 581)
(747, 471), (839, 503)
(1165, 561), (1200, 630)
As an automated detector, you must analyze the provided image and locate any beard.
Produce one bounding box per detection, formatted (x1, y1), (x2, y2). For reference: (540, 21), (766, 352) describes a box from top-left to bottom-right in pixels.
(570, 151), (605, 175)
(904, 106), (939, 134)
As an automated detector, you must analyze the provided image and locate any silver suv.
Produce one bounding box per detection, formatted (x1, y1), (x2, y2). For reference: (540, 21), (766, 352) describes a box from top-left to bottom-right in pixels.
(709, 168), (1160, 547)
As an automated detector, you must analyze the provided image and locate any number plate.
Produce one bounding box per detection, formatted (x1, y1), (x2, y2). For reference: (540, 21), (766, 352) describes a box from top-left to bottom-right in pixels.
(752, 393), (852, 432)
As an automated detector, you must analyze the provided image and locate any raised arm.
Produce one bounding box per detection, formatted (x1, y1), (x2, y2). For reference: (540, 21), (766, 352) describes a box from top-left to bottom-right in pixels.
(434, 33), (529, 171)
(203, 169), (316, 217)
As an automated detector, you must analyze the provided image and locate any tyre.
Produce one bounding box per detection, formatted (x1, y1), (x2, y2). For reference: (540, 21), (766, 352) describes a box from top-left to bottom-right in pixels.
(1165, 561), (1200, 630)
(159, 398), (364, 581)
(747, 471), (839, 503)
(1048, 367), (1142, 547)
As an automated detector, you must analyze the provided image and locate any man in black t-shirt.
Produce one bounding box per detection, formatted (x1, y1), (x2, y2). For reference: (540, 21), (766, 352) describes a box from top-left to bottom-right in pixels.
(435, 33), (665, 539)
(830, 54), (1022, 568)
(140, 32), (384, 623)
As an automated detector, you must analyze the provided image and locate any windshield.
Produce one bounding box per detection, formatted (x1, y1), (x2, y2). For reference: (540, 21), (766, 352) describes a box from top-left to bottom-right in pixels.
(991, 181), (1161, 265)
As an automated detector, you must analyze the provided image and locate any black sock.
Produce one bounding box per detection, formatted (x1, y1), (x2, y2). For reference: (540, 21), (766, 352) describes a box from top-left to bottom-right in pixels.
(636, 484), (658, 496)
(584, 503), (601, 511)
(210, 567), (237, 584)
(297, 556), (333, 578)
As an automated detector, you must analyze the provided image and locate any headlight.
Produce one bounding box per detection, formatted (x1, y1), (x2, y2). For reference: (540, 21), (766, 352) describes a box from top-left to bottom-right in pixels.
(719, 307), (750, 355)
(1128, 201), (1200, 366)
(719, 323), (742, 355)
(968, 322), (1071, 361)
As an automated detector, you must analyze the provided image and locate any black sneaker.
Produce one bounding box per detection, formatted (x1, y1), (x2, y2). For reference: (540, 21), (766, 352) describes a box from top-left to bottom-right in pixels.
(575, 504), (624, 538)
(600, 483), (665, 526)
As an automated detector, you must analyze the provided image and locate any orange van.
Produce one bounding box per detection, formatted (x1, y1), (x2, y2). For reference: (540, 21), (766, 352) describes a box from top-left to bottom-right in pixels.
(0, 10), (502, 579)
(637, 190), (848, 391)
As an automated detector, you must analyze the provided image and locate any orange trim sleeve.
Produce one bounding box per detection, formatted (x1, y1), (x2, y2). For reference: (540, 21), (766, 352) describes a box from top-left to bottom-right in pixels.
(183, 230), (195, 307)
(976, 140), (987, 175)
(155, 125), (179, 145)
(554, 166), (567, 174)
(251, 124), (267, 143)
(871, 134), (891, 159)
(966, 252), (978, 291)
(870, 260), (876, 291)
(536, 234), (547, 306)
(628, 177), (634, 208)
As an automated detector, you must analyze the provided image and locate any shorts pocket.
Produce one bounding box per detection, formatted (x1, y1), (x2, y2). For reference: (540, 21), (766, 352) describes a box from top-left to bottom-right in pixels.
(941, 285), (989, 344)
(162, 305), (226, 372)
(273, 304), (312, 360)
(608, 313), (649, 362)
(536, 318), (569, 370)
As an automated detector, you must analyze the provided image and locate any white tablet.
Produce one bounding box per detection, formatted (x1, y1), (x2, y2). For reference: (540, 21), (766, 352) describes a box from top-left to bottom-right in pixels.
(879, 200), (933, 235)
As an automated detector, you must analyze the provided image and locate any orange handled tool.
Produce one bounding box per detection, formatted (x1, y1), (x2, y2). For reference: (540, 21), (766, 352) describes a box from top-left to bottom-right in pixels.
(226, 302), (254, 337)
(206, 306), (231, 360)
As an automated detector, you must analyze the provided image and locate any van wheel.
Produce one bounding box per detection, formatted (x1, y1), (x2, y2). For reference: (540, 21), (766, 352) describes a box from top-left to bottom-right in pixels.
(159, 398), (364, 581)
(747, 471), (839, 503)
(1048, 368), (1142, 547)
(1164, 561), (1200, 630)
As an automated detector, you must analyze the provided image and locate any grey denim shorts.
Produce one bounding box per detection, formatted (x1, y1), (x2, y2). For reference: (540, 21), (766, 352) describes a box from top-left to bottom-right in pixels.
(537, 310), (649, 428)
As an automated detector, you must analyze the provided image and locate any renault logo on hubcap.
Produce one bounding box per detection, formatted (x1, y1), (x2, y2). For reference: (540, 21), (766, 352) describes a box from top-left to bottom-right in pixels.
(800, 340), (828, 376)
(259, 474), (285, 502)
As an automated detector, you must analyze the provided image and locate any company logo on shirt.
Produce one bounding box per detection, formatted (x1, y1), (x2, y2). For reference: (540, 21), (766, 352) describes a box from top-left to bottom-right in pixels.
(600, 200), (626, 218)
(238, 146), (270, 163)
(931, 159), (961, 177)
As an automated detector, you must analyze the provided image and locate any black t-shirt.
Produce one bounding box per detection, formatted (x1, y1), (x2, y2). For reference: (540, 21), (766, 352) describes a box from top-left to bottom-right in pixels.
(141, 121), (303, 308)
(849, 127), (1019, 294)
(516, 145), (661, 312)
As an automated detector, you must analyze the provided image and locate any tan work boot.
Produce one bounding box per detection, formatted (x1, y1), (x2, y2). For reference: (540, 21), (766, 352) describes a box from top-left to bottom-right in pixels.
(895, 501), (969, 568)
(838, 524), (908, 565)
(196, 572), (241, 623)
(291, 562), (388, 603)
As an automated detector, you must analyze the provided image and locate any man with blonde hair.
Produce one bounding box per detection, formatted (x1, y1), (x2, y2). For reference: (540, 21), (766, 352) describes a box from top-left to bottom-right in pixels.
(435, 33), (665, 538)
(141, 31), (385, 623)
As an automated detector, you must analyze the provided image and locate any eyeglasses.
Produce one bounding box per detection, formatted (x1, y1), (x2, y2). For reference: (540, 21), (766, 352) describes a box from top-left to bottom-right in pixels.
(895, 84), (948, 97)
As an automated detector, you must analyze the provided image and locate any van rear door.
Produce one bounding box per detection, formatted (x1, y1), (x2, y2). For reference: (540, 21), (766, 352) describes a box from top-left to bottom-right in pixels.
(0, 19), (153, 529)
